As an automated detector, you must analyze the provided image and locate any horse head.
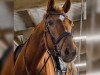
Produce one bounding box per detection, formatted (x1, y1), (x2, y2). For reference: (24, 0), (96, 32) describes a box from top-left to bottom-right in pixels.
(44, 0), (77, 63)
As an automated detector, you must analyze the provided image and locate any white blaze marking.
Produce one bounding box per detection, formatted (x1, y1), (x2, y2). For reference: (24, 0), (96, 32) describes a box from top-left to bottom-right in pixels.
(59, 15), (65, 21)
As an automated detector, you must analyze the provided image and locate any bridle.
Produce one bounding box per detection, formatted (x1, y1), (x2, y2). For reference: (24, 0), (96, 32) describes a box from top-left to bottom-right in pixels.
(38, 13), (73, 75)
(44, 14), (72, 56)
(24, 13), (73, 75)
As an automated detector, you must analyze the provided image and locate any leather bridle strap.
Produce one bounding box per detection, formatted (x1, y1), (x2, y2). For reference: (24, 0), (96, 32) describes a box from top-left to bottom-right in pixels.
(45, 22), (56, 45)
(55, 32), (72, 44)
(37, 49), (54, 75)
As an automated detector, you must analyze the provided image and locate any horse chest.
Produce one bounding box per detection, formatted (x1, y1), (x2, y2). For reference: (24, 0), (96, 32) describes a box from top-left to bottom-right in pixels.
(38, 52), (72, 75)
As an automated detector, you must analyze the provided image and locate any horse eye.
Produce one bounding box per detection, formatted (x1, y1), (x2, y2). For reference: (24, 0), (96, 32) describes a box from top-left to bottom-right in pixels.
(48, 20), (54, 26)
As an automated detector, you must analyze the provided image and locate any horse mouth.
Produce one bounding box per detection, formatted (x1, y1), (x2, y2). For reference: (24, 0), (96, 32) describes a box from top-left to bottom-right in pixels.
(61, 53), (76, 63)
(62, 57), (74, 63)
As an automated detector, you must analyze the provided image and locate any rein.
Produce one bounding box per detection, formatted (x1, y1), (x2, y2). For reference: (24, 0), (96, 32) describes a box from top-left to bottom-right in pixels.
(24, 13), (72, 75)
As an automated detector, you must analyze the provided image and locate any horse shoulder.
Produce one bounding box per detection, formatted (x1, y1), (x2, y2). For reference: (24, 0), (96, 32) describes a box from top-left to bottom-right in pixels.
(37, 51), (55, 75)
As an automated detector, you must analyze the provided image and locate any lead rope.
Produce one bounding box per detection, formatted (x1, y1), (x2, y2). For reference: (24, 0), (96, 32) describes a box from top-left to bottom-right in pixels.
(78, 0), (84, 75)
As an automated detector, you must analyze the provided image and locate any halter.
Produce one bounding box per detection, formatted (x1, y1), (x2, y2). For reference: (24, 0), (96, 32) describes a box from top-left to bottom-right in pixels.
(24, 13), (73, 75)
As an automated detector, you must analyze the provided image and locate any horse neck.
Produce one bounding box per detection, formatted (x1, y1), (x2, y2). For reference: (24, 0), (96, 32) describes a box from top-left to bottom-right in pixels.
(25, 21), (46, 69)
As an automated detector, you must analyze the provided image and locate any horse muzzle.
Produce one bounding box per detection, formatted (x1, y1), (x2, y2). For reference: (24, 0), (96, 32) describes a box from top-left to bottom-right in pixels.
(61, 48), (77, 63)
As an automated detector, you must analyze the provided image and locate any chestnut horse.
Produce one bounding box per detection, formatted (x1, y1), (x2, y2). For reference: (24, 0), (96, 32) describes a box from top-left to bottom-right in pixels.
(14, 0), (77, 75)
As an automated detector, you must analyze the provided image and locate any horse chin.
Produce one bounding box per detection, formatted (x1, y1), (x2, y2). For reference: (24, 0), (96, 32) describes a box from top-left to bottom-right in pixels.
(62, 57), (73, 63)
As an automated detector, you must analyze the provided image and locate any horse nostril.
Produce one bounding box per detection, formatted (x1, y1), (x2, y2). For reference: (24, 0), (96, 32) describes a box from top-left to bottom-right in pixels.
(65, 48), (70, 55)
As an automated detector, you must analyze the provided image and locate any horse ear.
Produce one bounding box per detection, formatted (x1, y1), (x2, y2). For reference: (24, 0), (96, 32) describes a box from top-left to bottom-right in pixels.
(62, 0), (71, 13)
(47, 0), (55, 13)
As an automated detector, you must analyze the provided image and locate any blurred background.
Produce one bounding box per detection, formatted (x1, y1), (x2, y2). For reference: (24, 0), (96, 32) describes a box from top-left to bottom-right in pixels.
(0, 0), (100, 75)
